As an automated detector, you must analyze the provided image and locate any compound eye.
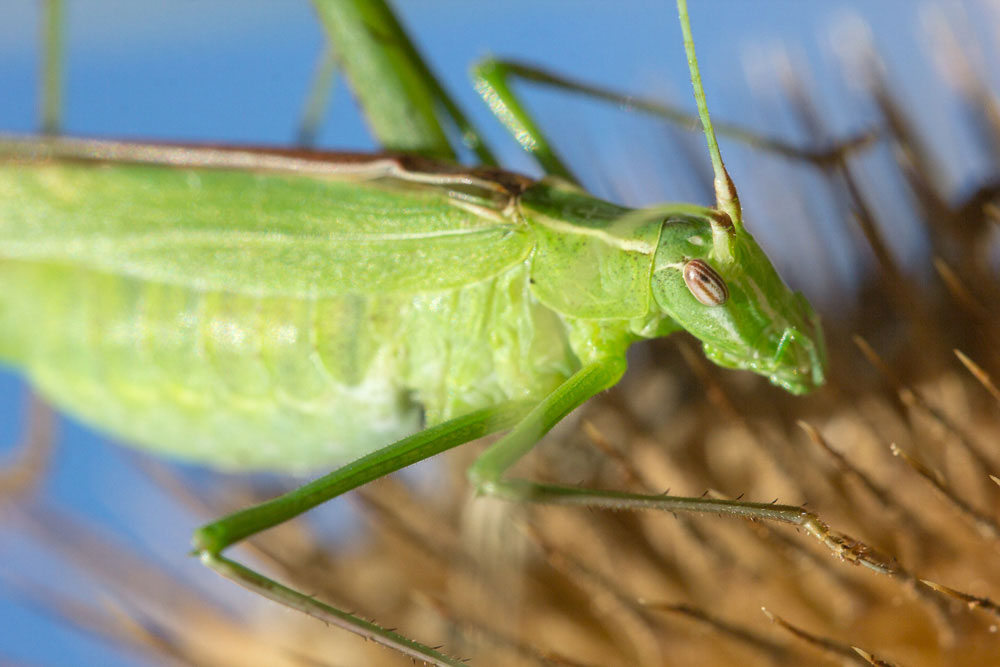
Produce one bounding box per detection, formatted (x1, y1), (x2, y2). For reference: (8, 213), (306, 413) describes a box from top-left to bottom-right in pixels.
(683, 259), (728, 306)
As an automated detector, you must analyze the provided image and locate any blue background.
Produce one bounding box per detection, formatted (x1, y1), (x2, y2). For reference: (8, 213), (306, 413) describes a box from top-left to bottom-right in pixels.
(0, 1), (992, 664)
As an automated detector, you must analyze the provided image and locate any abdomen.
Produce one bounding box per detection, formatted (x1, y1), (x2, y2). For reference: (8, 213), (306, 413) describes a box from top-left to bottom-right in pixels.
(0, 260), (577, 471)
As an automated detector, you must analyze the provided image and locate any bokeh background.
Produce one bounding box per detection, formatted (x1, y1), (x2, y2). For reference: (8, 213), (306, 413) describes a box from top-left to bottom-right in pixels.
(1, 1), (999, 665)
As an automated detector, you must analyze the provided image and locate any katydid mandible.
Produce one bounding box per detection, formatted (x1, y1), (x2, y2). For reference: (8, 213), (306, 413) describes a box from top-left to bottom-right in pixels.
(0, 0), (828, 664)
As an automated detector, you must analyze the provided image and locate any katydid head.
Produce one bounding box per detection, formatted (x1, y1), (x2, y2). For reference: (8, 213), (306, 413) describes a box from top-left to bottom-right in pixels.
(650, 213), (826, 394)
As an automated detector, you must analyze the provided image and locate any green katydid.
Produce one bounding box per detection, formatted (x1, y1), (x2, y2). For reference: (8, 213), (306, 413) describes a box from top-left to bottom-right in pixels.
(0, 1), (868, 664)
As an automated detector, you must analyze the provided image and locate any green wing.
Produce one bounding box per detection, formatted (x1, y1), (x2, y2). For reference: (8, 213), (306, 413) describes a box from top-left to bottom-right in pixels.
(0, 141), (532, 297)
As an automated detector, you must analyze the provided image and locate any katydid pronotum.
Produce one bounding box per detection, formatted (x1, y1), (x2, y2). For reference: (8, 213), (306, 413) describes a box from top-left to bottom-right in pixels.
(1, 1), (889, 664)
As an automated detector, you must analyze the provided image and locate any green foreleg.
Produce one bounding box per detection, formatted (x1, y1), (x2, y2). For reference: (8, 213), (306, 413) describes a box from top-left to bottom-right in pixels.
(468, 361), (896, 577)
(468, 358), (627, 489)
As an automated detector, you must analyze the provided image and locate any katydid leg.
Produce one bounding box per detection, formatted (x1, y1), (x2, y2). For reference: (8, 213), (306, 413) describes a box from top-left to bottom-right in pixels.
(2, 0), (62, 500)
(468, 362), (895, 576)
(474, 480), (897, 575)
(471, 60), (579, 183)
(0, 392), (56, 501)
(40, 0), (63, 135)
(295, 39), (339, 148)
(194, 401), (532, 552)
(309, 0), (452, 159)
(472, 59), (877, 178)
(192, 401), (532, 666)
(309, 0), (495, 164)
(468, 358), (628, 489)
(201, 553), (469, 667)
